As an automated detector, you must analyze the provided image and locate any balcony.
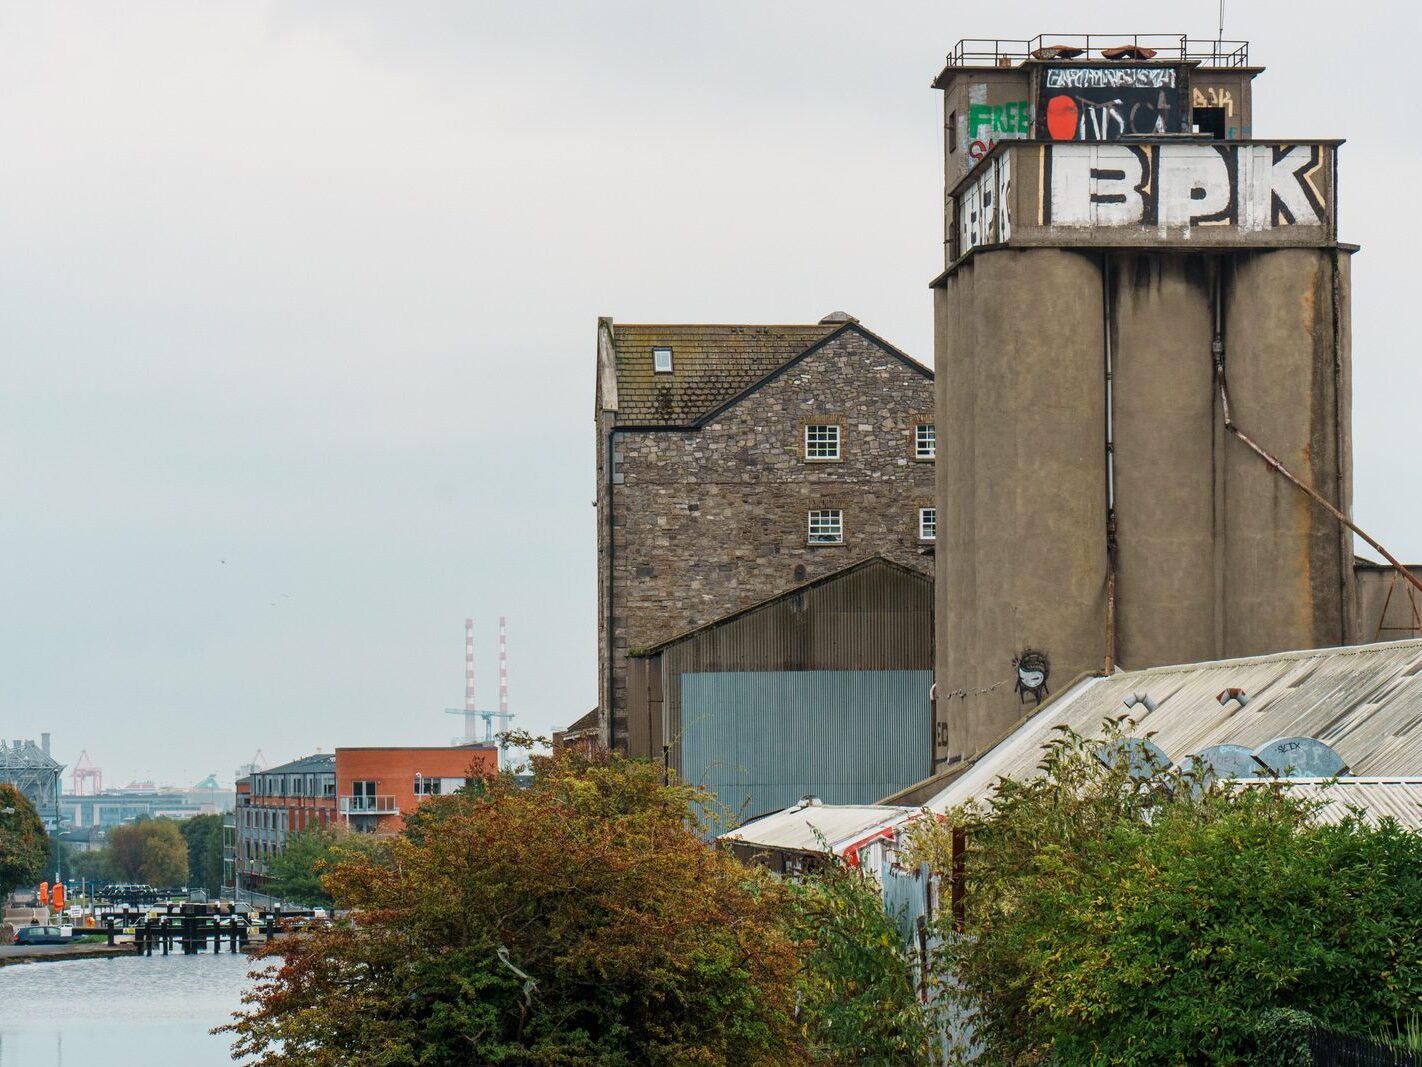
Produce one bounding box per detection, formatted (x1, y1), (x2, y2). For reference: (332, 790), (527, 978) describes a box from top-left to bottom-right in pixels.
(339, 795), (399, 815)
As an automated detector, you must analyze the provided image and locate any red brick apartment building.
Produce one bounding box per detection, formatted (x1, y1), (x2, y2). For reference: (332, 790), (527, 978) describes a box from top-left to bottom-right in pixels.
(231, 745), (497, 895)
(335, 745), (497, 834)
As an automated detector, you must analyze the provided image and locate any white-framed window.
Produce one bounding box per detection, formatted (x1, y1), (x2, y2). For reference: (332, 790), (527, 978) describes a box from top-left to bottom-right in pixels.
(652, 347), (673, 373)
(414, 777), (441, 796)
(804, 424), (841, 460)
(914, 423), (936, 460)
(808, 509), (844, 544)
(919, 507), (937, 541)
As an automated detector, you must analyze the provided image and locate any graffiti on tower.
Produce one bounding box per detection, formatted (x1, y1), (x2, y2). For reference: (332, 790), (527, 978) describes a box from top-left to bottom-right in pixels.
(951, 141), (1335, 258)
(1038, 65), (1182, 141)
(1044, 143), (1330, 230)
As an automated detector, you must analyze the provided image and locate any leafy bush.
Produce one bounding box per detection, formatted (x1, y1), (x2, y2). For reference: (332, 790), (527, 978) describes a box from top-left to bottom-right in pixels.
(905, 720), (1422, 1065)
(787, 854), (934, 1065)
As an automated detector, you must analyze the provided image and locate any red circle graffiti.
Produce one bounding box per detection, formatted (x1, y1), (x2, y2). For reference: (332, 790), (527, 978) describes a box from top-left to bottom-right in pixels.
(1045, 95), (1078, 140)
(968, 139), (989, 160)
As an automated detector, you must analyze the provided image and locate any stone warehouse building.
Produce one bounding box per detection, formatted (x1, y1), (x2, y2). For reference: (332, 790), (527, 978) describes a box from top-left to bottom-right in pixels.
(590, 314), (935, 752)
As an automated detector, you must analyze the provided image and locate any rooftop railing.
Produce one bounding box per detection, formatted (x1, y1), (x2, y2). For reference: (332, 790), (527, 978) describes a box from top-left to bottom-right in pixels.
(338, 795), (399, 815)
(946, 35), (1250, 69)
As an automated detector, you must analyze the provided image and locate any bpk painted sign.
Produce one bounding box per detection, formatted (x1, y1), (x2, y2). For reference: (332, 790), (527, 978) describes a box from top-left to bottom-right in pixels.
(1043, 143), (1329, 230)
(952, 142), (1335, 259)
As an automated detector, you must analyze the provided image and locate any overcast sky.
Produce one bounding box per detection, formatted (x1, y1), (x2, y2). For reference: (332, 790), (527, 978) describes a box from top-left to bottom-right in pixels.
(3, 2), (1417, 787)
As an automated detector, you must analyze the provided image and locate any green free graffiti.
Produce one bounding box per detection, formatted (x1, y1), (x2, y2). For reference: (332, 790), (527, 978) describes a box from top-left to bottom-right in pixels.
(968, 101), (1031, 138)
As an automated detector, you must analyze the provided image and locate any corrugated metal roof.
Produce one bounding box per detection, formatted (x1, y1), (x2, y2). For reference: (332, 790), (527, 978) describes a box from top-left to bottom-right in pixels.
(719, 802), (923, 855)
(1236, 777), (1422, 830)
(927, 639), (1422, 812)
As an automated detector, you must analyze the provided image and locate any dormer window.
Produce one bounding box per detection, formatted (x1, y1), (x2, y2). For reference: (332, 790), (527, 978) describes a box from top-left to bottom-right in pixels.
(653, 347), (673, 373)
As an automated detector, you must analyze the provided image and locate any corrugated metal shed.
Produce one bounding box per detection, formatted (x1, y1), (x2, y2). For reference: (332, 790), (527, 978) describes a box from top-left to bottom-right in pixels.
(630, 555), (934, 764)
(927, 639), (1422, 812)
(719, 802), (924, 855)
(1236, 777), (1422, 830)
(682, 669), (932, 820)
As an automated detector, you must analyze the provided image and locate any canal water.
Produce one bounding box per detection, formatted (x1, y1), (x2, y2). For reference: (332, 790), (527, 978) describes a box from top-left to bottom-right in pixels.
(0, 953), (260, 1066)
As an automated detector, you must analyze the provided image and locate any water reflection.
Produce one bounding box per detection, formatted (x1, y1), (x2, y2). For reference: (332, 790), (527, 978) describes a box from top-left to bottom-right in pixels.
(0, 953), (261, 1066)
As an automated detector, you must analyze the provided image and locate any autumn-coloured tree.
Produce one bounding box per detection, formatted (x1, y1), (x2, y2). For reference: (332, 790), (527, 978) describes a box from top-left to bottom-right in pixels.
(223, 748), (808, 1065)
(0, 784), (49, 898)
(106, 818), (188, 887)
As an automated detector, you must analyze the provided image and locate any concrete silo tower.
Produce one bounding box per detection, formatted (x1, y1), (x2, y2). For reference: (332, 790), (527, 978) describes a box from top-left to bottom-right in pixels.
(932, 36), (1355, 767)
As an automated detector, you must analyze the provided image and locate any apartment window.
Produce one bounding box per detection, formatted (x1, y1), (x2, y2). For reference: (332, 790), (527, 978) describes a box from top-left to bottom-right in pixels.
(653, 347), (673, 373)
(914, 423), (936, 460)
(414, 777), (441, 796)
(808, 509), (844, 544)
(919, 507), (937, 541)
(804, 424), (841, 461)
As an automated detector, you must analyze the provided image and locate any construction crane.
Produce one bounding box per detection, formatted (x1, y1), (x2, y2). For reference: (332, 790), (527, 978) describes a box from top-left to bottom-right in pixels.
(446, 617), (515, 767)
(71, 750), (102, 796)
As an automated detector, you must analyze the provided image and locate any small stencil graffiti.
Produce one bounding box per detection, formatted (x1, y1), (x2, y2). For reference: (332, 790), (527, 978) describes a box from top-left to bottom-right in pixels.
(1014, 649), (1050, 705)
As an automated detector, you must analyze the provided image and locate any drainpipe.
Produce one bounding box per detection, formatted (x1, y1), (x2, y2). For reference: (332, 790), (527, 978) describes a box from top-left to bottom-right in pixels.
(605, 423), (618, 750)
(1102, 255), (1119, 674)
(1212, 269), (1422, 599)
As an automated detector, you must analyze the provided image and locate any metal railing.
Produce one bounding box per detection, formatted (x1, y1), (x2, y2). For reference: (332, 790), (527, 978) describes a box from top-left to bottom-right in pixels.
(338, 795), (398, 814)
(946, 35), (1249, 68)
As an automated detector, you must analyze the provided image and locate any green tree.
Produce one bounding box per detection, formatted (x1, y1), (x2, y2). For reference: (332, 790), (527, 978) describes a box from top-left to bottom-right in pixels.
(107, 819), (189, 887)
(66, 847), (108, 887)
(265, 827), (388, 907)
(786, 855), (934, 1064)
(0, 784), (49, 898)
(222, 747), (809, 1065)
(180, 814), (225, 895)
(905, 720), (1422, 1065)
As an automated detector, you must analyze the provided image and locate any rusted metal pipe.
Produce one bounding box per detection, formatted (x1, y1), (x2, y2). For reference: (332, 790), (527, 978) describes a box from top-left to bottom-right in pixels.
(1215, 364), (1422, 598)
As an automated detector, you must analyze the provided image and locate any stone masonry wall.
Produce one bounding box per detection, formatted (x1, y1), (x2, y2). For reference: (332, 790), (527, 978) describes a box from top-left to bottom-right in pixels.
(603, 329), (935, 751)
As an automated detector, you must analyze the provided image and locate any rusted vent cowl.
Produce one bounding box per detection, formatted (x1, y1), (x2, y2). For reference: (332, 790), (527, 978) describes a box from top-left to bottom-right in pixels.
(1031, 44), (1085, 60)
(1101, 45), (1158, 60)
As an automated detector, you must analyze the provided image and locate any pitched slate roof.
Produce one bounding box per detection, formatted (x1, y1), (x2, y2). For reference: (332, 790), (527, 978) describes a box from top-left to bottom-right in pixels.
(610, 323), (839, 426)
(261, 753), (335, 776)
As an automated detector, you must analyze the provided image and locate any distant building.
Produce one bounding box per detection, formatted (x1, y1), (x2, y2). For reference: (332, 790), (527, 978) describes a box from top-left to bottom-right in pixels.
(232, 753), (337, 893)
(231, 745), (498, 895)
(60, 784), (232, 832)
(626, 556), (933, 823)
(552, 709), (599, 756)
(1, 736), (63, 833)
(589, 314), (935, 752)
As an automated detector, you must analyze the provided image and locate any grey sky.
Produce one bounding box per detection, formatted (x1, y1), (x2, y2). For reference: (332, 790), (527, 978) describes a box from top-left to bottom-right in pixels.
(3, 2), (1417, 787)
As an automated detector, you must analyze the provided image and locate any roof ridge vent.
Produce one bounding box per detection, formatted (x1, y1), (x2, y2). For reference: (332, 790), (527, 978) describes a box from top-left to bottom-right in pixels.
(819, 312), (858, 325)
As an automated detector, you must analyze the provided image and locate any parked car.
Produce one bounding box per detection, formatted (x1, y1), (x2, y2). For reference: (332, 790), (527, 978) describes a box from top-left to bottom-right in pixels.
(15, 925), (74, 946)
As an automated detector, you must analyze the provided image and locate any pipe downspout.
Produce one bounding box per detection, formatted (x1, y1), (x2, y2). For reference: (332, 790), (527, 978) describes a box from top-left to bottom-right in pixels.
(1212, 271), (1422, 600)
(1103, 255), (1119, 674)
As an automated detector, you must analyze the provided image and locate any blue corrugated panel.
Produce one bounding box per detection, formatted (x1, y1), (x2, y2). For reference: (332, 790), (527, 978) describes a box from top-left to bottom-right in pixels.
(680, 670), (931, 827)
